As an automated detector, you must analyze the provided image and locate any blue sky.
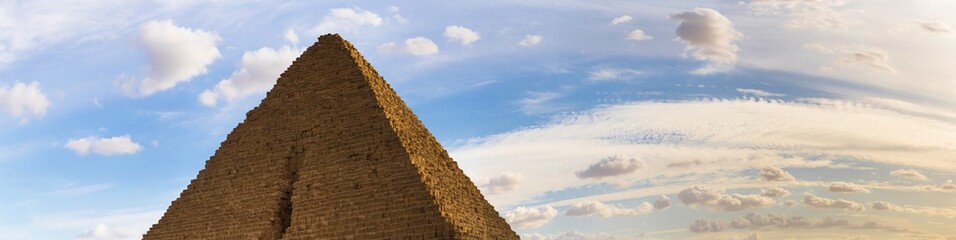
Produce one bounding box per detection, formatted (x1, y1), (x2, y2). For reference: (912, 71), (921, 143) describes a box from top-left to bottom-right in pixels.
(2, 1), (956, 239)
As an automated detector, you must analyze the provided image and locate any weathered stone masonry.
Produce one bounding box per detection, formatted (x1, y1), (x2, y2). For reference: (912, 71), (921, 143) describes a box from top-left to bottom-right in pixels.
(143, 34), (519, 240)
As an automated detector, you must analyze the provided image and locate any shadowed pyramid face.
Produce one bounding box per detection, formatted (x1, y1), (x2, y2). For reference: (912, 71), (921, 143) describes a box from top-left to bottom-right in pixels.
(143, 34), (518, 240)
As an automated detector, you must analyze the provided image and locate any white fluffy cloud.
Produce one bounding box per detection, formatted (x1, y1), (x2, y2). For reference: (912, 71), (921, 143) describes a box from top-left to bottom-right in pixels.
(670, 8), (742, 74)
(575, 155), (644, 179)
(828, 182), (870, 193)
(503, 205), (558, 229)
(312, 8), (383, 34)
(760, 186), (791, 198)
(77, 224), (140, 240)
(444, 26), (480, 46)
(65, 135), (142, 156)
(654, 195), (671, 210)
(759, 166), (796, 182)
(378, 37), (439, 56)
(626, 29), (652, 41)
(199, 46), (301, 107)
(478, 172), (525, 194)
(872, 201), (902, 211)
(565, 200), (655, 218)
(919, 20), (953, 33)
(890, 169), (929, 181)
(119, 20), (221, 97)
(519, 34), (543, 47)
(677, 186), (774, 211)
(0, 81), (51, 119)
(801, 193), (865, 211)
(610, 15), (632, 25)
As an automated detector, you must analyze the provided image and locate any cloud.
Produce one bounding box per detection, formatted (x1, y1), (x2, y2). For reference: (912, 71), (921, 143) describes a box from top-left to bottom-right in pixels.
(890, 169), (929, 181)
(378, 37), (439, 56)
(828, 181), (870, 193)
(760, 186), (791, 197)
(689, 218), (728, 232)
(713, 193), (776, 211)
(805, 44), (898, 74)
(626, 29), (652, 41)
(746, 0), (855, 30)
(524, 231), (623, 240)
(451, 98), (956, 207)
(759, 166), (796, 182)
(611, 15), (632, 25)
(478, 172), (525, 194)
(444, 26), (481, 45)
(918, 20), (953, 33)
(871, 201), (903, 211)
(519, 34), (543, 46)
(311, 8), (383, 34)
(942, 180), (956, 190)
(575, 155), (644, 179)
(503, 205), (558, 229)
(670, 8), (742, 75)
(565, 200), (655, 218)
(283, 29), (299, 45)
(0, 81), (51, 119)
(653, 195), (671, 209)
(64, 135), (142, 156)
(801, 193), (865, 211)
(47, 183), (113, 198)
(677, 186), (773, 211)
(736, 88), (784, 97)
(120, 20), (221, 97)
(588, 67), (642, 81)
(198, 45), (301, 107)
(517, 91), (562, 115)
(77, 224), (140, 240)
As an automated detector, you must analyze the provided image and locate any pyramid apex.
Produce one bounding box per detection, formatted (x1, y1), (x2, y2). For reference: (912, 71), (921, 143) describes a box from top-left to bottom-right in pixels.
(318, 33), (344, 43)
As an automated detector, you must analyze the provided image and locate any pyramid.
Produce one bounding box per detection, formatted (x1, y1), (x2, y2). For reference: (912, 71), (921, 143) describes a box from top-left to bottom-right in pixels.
(143, 34), (519, 239)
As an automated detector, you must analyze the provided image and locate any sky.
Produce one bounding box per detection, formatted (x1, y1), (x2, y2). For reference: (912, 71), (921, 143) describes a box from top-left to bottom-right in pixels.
(1, 0), (955, 239)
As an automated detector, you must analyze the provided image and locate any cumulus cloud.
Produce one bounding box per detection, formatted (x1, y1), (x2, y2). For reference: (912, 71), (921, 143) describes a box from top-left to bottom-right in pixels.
(0, 81), (51, 119)
(691, 213), (909, 235)
(524, 231), (623, 240)
(828, 182), (870, 193)
(918, 20), (953, 33)
(801, 193), (865, 211)
(65, 135), (142, 156)
(283, 29), (299, 45)
(478, 172), (525, 194)
(714, 193), (776, 211)
(199, 46), (301, 107)
(444, 26), (481, 45)
(890, 169), (929, 181)
(312, 8), (383, 34)
(872, 201), (903, 211)
(378, 37), (439, 56)
(611, 15), (632, 25)
(575, 155), (644, 179)
(626, 29), (652, 41)
(653, 195), (671, 209)
(689, 218), (728, 232)
(565, 200), (655, 218)
(942, 180), (956, 190)
(677, 186), (773, 211)
(670, 8), (742, 75)
(77, 224), (140, 240)
(760, 186), (791, 197)
(503, 205), (558, 229)
(120, 20), (221, 97)
(519, 34), (543, 46)
(759, 166), (796, 182)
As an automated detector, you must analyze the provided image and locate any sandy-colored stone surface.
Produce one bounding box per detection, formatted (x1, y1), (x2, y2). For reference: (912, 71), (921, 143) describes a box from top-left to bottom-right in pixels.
(143, 34), (518, 240)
